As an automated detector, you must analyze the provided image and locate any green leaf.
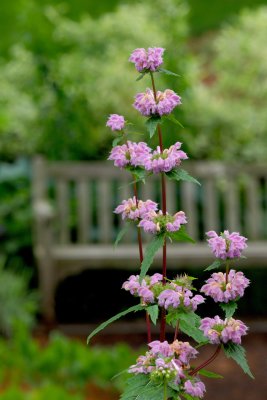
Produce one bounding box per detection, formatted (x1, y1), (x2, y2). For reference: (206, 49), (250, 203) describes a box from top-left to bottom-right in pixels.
(182, 393), (199, 400)
(223, 343), (254, 379)
(158, 68), (180, 77)
(145, 116), (162, 138)
(179, 314), (206, 343)
(87, 304), (144, 343)
(146, 304), (159, 325)
(204, 259), (222, 271)
(165, 113), (184, 128)
(120, 375), (165, 400)
(166, 168), (200, 186)
(114, 222), (131, 247)
(198, 369), (223, 379)
(168, 225), (195, 243)
(139, 234), (165, 281)
(136, 72), (146, 81)
(220, 301), (238, 319)
(112, 136), (123, 147)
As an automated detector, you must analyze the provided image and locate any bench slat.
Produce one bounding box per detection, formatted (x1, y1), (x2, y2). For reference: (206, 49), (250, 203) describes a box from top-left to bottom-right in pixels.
(246, 177), (260, 239)
(77, 180), (90, 243)
(98, 180), (112, 243)
(181, 182), (198, 239)
(225, 178), (240, 232)
(56, 180), (70, 244)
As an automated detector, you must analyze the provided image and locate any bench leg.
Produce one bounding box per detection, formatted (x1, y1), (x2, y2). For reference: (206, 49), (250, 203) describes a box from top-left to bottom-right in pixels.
(38, 257), (57, 323)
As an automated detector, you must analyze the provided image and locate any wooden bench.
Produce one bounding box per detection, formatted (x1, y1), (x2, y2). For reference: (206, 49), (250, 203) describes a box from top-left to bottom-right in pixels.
(32, 156), (267, 321)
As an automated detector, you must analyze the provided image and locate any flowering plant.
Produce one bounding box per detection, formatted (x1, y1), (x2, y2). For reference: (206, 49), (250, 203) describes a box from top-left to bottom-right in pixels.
(88, 47), (253, 399)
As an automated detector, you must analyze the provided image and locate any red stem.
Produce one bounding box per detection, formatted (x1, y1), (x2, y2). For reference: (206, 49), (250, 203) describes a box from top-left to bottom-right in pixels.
(190, 345), (222, 376)
(133, 180), (151, 342)
(150, 72), (167, 341)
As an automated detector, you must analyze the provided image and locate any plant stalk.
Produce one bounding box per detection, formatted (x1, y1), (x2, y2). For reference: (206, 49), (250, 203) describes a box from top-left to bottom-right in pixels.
(133, 179), (151, 342)
(150, 72), (168, 341)
(189, 345), (222, 376)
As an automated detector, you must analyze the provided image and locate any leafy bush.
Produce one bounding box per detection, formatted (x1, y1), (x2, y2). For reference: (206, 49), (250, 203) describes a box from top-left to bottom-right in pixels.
(184, 6), (267, 161)
(0, 0), (189, 161)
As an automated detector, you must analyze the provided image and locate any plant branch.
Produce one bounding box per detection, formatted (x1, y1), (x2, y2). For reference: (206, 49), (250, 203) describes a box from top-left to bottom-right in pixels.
(189, 345), (222, 376)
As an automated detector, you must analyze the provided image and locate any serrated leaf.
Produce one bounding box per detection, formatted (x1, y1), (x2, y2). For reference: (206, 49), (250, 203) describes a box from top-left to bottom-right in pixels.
(179, 316), (206, 343)
(139, 234), (165, 281)
(112, 136), (123, 147)
(120, 374), (150, 400)
(136, 72), (146, 81)
(182, 393), (199, 400)
(114, 222), (131, 247)
(223, 343), (254, 379)
(166, 168), (200, 186)
(158, 68), (180, 77)
(168, 225), (195, 243)
(146, 304), (159, 325)
(145, 116), (162, 138)
(87, 304), (144, 343)
(204, 259), (222, 271)
(198, 369), (223, 379)
(121, 376), (165, 400)
(220, 301), (238, 319)
(165, 113), (184, 128)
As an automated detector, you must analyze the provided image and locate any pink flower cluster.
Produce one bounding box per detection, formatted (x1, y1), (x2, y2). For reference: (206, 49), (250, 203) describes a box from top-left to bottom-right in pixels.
(207, 230), (247, 259)
(106, 114), (125, 131)
(158, 287), (205, 312)
(114, 197), (157, 221)
(144, 142), (188, 173)
(200, 316), (248, 344)
(129, 47), (164, 72)
(201, 269), (250, 303)
(108, 141), (151, 168)
(133, 88), (181, 117)
(129, 340), (205, 396)
(122, 273), (163, 304)
(139, 210), (187, 234)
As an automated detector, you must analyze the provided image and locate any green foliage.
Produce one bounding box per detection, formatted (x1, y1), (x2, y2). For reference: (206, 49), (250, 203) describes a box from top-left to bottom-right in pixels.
(166, 169), (200, 186)
(184, 6), (267, 162)
(0, 0), (189, 160)
(220, 301), (238, 319)
(204, 260), (222, 272)
(139, 234), (165, 281)
(223, 342), (254, 379)
(114, 222), (131, 247)
(145, 116), (162, 139)
(198, 369), (223, 379)
(87, 304), (144, 343)
(168, 225), (195, 243)
(0, 260), (38, 336)
(146, 305), (159, 325)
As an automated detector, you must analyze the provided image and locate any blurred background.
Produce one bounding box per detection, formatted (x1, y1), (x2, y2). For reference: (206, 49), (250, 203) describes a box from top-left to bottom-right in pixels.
(0, 0), (267, 399)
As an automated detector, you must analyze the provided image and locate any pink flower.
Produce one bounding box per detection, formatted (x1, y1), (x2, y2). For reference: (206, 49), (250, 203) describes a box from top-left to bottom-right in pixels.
(184, 380), (206, 398)
(148, 340), (174, 357)
(129, 47), (164, 72)
(207, 230), (247, 259)
(108, 141), (151, 168)
(158, 286), (205, 311)
(200, 316), (248, 344)
(114, 197), (158, 221)
(201, 269), (250, 303)
(133, 88), (181, 117)
(106, 114), (125, 131)
(170, 340), (198, 365)
(138, 210), (187, 234)
(144, 142), (188, 174)
(122, 273), (163, 305)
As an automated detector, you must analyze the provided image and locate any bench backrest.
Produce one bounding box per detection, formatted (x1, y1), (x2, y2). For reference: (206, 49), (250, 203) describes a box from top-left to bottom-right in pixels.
(33, 157), (267, 244)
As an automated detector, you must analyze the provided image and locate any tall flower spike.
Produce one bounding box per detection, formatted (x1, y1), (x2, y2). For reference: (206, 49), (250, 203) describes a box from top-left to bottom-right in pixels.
(144, 142), (188, 174)
(139, 210), (187, 234)
(108, 141), (151, 168)
(114, 197), (158, 221)
(200, 316), (248, 344)
(106, 114), (125, 131)
(206, 230), (247, 259)
(134, 88), (181, 117)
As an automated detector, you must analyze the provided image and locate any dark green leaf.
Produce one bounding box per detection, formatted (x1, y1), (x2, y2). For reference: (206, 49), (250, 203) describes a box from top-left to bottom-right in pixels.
(182, 393), (199, 400)
(136, 72), (146, 81)
(166, 168), (200, 186)
(139, 234), (165, 281)
(158, 68), (180, 77)
(179, 315), (206, 343)
(120, 374), (150, 400)
(112, 136), (123, 147)
(146, 304), (159, 325)
(165, 113), (184, 128)
(198, 369), (223, 379)
(145, 116), (162, 138)
(168, 225), (195, 243)
(120, 375), (165, 400)
(220, 301), (238, 319)
(223, 343), (254, 379)
(87, 304), (144, 343)
(204, 259), (222, 271)
(114, 222), (131, 247)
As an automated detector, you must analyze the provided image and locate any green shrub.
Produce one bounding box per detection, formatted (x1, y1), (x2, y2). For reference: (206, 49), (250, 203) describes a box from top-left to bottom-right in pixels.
(184, 6), (267, 161)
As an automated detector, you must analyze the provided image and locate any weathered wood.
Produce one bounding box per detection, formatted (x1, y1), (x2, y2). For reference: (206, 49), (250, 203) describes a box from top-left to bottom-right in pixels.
(225, 178), (240, 231)
(77, 180), (90, 243)
(56, 179), (70, 244)
(181, 181), (198, 238)
(203, 179), (219, 233)
(245, 177), (261, 239)
(98, 180), (112, 243)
